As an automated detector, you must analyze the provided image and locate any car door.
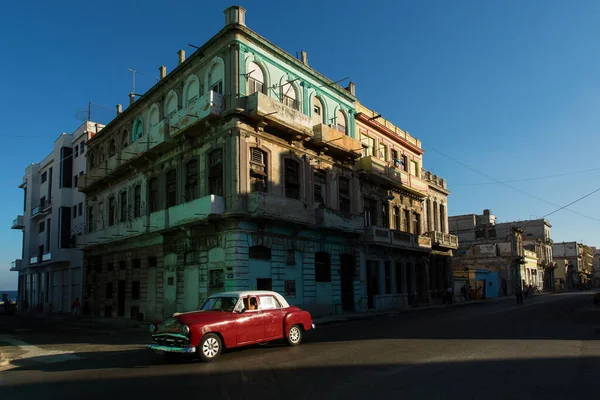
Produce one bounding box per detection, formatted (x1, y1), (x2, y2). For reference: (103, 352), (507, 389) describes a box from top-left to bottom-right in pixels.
(235, 296), (265, 345)
(259, 295), (286, 340)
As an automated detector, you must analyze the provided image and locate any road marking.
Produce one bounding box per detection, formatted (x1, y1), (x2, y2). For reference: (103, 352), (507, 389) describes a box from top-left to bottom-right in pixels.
(0, 334), (81, 368)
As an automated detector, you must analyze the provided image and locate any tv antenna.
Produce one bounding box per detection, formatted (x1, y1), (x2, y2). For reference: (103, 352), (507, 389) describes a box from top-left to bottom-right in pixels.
(128, 68), (143, 96)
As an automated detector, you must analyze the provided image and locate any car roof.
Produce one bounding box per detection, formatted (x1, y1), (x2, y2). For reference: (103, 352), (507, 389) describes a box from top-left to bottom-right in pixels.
(208, 290), (290, 307)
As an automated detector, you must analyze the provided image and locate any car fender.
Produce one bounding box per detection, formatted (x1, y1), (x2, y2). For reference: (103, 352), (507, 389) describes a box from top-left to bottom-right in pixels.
(283, 310), (313, 334)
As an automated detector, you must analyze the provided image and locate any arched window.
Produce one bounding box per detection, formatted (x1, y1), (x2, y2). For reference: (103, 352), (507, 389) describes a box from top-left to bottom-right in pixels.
(149, 106), (160, 129)
(108, 139), (116, 157)
(311, 96), (324, 126)
(184, 75), (200, 107)
(281, 81), (298, 110)
(166, 91), (178, 119)
(247, 61), (264, 95)
(121, 131), (128, 149)
(336, 109), (347, 135)
(132, 119), (143, 142)
(209, 62), (224, 95)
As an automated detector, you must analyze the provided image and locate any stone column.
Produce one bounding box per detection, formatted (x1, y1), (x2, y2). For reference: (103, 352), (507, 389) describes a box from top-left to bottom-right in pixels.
(410, 257), (417, 297)
(401, 258), (408, 308)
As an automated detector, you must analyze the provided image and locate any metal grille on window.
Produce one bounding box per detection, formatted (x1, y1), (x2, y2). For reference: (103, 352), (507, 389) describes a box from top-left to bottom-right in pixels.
(250, 148), (267, 192)
(209, 149), (223, 196)
(284, 159), (300, 199)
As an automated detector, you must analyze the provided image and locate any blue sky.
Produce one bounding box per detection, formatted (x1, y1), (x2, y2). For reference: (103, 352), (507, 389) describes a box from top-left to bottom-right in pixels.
(2, 0), (600, 289)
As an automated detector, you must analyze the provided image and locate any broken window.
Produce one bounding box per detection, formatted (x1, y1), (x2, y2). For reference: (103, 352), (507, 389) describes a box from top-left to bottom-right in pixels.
(185, 160), (198, 202)
(148, 178), (158, 213)
(209, 149), (223, 196)
(314, 169), (326, 204)
(166, 169), (177, 208)
(284, 159), (300, 199)
(281, 81), (298, 110)
(108, 139), (116, 157)
(119, 191), (127, 223)
(336, 109), (347, 135)
(247, 61), (264, 95)
(339, 177), (351, 213)
(108, 197), (116, 226)
(250, 148), (267, 192)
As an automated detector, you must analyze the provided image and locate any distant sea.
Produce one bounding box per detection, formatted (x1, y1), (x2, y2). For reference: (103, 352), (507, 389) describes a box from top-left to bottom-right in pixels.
(1, 290), (18, 302)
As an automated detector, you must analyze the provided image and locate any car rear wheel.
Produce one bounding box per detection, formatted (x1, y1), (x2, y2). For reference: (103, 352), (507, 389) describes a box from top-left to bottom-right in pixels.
(286, 325), (303, 346)
(198, 333), (222, 362)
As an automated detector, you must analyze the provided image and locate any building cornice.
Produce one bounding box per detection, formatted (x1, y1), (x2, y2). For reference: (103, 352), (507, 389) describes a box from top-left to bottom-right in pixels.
(355, 113), (425, 155)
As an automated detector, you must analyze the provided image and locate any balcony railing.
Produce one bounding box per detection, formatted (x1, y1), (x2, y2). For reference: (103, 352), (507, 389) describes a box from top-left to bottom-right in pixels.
(30, 256), (39, 264)
(245, 92), (313, 138)
(10, 259), (22, 271)
(31, 199), (52, 218)
(170, 91), (224, 138)
(11, 215), (25, 229)
(363, 225), (432, 251)
(247, 191), (315, 225)
(315, 206), (363, 232)
(310, 124), (362, 159)
(42, 252), (51, 262)
(427, 231), (458, 250)
(355, 156), (429, 197)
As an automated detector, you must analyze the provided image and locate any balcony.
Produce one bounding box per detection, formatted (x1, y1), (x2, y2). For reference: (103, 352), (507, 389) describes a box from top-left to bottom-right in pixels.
(42, 252), (51, 262)
(315, 206), (363, 233)
(30, 256), (39, 265)
(81, 195), (225, 247)
(245, 92), (313, 139)
(310, 124), (362, 159)
(355, 156), (429, 198)
(247, 192), (315, 225)
(170, 91), (224, 138)
(10, 259), (22, 271)
(427, 231), (458, 250)
(363, 225), (432, 251)
(11, 215), (25, 229)
(32, 199), (52, 218)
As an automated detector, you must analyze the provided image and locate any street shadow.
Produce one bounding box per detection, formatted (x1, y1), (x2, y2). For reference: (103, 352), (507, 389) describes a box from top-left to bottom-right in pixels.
(2, 356), (599, 400)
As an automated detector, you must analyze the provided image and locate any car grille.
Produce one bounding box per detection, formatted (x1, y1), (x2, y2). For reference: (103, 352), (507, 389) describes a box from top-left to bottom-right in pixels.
(152, 335), (190, 347)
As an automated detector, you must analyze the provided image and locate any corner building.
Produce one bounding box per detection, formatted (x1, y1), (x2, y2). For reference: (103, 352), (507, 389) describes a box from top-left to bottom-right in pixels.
(78, 6), (455, 320)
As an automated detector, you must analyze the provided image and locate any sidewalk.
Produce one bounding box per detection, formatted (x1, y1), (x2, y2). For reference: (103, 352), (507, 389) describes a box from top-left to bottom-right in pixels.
(312, 291), (555, 326)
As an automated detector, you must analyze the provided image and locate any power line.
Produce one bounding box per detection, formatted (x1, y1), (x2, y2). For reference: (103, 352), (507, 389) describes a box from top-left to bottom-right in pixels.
(427, 145), (600, 223)
(542, 186), (600, 219)
(451, 167), (600, 187)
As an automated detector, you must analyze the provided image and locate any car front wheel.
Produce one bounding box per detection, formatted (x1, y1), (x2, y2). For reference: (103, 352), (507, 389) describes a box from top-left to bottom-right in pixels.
(198, 333), (222, 362)
(286, 325), (303, 346)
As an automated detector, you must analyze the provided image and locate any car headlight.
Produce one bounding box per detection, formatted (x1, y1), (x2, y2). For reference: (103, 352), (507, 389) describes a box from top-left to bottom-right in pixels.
(180, 325), (190, 335)
(149, 324), (156, 334)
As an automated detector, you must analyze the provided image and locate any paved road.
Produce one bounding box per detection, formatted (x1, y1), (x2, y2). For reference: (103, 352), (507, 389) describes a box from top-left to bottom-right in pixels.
(1, 291), (599, 400)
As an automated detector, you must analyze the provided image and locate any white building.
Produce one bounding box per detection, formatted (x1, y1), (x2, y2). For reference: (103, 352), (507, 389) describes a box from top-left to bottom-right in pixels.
(11, 121), (103, 312)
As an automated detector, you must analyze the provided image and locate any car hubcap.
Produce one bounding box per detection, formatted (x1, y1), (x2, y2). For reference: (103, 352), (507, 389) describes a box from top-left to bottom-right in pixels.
(290, 327), (300, 343)
(203, 337), (219, 358)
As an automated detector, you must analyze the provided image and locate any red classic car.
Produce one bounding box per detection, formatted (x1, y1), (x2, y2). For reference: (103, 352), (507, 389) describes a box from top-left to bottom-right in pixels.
(148, 290), (315, 361)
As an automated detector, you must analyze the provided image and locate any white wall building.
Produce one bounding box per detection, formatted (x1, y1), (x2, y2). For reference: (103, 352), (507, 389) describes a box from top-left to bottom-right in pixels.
(10, 121), (103, 312)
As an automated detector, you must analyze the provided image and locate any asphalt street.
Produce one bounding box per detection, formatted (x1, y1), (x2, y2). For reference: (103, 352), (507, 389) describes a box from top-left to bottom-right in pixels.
(1, 291), (599, 400)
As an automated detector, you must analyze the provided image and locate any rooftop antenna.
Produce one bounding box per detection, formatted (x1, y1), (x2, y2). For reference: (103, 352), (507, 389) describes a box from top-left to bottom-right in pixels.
(128, 68), (143, 97)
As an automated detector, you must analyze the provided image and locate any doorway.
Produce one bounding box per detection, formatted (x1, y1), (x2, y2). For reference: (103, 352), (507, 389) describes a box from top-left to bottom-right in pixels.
(340, 254), (355, 312)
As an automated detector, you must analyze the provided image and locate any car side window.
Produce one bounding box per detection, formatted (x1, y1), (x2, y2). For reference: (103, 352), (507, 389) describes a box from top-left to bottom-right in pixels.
(259, 295), (282, 310)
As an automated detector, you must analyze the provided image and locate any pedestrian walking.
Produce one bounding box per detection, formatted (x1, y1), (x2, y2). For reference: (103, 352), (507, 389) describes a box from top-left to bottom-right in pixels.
(515, 285), (524, 305)
(446, 287), (454, 305)
(72, 298), (81, 316)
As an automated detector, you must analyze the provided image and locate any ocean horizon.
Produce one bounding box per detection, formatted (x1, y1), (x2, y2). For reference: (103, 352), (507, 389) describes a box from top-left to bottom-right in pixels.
(1, 290), (18, 302)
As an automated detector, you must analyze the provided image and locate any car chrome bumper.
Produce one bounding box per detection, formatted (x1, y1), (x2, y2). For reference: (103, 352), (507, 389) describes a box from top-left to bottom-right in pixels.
(148, 344), (196, 354)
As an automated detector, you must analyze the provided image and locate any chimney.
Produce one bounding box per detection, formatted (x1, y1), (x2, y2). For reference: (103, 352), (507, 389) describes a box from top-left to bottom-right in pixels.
(116, 104), (122, 115)
(177, 49), (185, 65)
(224, 5), (246, 26)
(159, 65), (167, 79)
(301, 51), (308, 66)
(346, 81), (356, 96)
(129, 93), (135, 106)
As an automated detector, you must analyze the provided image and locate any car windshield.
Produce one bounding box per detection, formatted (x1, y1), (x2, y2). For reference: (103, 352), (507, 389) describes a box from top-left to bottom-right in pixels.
(200, 296), (238, 312)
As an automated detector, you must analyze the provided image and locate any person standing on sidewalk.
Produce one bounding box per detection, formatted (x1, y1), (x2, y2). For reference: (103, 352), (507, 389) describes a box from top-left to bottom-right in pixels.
(446, 287), (454, 305)
(72, 298), (81, 317)
(515, 285), (524, 305)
